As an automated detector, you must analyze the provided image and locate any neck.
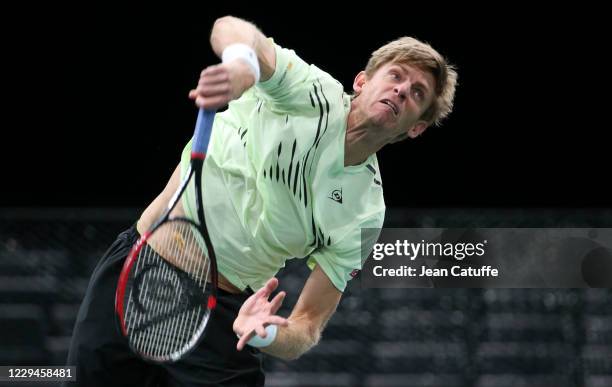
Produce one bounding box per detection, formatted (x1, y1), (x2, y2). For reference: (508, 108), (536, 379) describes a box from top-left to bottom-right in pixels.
(344, 100), (387, 167)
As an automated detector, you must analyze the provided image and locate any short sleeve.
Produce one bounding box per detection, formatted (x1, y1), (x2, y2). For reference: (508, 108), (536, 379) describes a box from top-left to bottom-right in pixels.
(307, 210), (385, 292)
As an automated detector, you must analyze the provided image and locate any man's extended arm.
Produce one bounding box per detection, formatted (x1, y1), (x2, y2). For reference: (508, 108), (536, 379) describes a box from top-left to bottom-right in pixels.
(233, 265), (342, 361)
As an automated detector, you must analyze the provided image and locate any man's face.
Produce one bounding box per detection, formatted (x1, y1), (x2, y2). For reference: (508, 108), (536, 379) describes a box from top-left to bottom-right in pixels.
(352, 61), (436, 141)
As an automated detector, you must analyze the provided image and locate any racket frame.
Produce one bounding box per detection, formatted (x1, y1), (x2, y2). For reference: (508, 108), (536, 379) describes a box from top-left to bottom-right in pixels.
(115, 109), (219, 362)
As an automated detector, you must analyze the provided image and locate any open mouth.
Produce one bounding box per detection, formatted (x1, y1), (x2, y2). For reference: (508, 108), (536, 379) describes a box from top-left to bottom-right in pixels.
(380, 99), (398, 116)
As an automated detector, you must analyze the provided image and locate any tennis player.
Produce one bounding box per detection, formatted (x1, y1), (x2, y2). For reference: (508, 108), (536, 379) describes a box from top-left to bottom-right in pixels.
(66, 15), (457, 386)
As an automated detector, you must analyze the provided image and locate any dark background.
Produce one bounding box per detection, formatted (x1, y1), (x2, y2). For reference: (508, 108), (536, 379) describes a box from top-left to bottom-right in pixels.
(2, 6), (612, 386)
(3, 4), (608, 209)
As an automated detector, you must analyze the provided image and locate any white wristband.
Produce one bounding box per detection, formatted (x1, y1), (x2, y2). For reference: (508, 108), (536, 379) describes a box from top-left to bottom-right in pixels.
(222, 43), (261, 83)
(244, 324), (278, 348)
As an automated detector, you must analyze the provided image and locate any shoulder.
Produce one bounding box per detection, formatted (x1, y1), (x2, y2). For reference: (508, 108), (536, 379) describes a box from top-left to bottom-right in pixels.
(257, 42), (345, 101)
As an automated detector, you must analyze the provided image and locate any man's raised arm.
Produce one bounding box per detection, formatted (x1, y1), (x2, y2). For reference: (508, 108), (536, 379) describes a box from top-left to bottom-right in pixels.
(210, 16), (276, 82)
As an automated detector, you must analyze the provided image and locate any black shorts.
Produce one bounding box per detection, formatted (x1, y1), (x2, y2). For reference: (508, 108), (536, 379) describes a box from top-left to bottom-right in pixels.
(64, 224), (265, 387)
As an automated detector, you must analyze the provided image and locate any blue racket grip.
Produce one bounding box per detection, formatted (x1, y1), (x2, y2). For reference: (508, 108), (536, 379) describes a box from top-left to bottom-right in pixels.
(192, 109), (216, 156)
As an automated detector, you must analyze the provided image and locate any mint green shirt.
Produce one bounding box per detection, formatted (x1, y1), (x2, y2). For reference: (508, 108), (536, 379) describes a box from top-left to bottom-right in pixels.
(181, 42), (385, 291)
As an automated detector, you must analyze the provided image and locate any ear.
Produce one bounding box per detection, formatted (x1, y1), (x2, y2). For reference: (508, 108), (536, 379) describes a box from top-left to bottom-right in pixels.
(352, 71), (367, 95)
(407, 120), (429, 139)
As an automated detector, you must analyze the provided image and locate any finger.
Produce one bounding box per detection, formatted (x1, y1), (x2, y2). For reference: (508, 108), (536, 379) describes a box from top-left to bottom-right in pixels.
(200, 65), (225, 77)
(266, 316), (289, 327)
(269, 291), (286, 314)
(195, 95), (229, 110)
(255, 325), (267, 338)
(254, 277), (278, 299)
(198, 74), (229, 87)
(196, 84), (231, 97)
(199, 67), (228, 84)
(236, 330), (255, 351)
(264, 278), (279, 294)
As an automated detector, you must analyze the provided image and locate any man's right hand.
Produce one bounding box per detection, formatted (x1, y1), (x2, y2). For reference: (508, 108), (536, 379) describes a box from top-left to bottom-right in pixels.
(188, 60), (256, 110)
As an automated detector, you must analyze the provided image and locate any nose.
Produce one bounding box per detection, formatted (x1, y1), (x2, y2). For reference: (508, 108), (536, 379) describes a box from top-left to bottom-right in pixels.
(393, 82), (409, 100)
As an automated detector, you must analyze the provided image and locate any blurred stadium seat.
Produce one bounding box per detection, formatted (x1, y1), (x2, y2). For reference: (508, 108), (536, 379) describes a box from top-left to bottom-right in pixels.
(1, 207), (611, 386)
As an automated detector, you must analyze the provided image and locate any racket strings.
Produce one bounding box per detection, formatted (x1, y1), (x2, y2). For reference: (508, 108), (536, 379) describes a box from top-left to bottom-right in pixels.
(123, 220), (212, 360)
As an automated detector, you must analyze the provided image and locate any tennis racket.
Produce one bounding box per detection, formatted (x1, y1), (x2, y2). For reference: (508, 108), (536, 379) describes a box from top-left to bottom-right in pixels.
(115, 108), (218, 362)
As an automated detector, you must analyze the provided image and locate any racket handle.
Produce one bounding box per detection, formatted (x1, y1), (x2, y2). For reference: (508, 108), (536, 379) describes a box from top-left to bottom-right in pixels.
(192, 109), (216, 157)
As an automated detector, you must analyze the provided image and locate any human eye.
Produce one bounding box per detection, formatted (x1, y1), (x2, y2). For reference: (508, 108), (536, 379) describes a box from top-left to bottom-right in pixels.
(388, 70), (401, 80)
(413, 88), (425, 102)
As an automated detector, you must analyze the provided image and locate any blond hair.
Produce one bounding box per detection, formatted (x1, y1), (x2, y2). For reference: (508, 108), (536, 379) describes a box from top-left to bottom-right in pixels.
(365, 37), (458, 127)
